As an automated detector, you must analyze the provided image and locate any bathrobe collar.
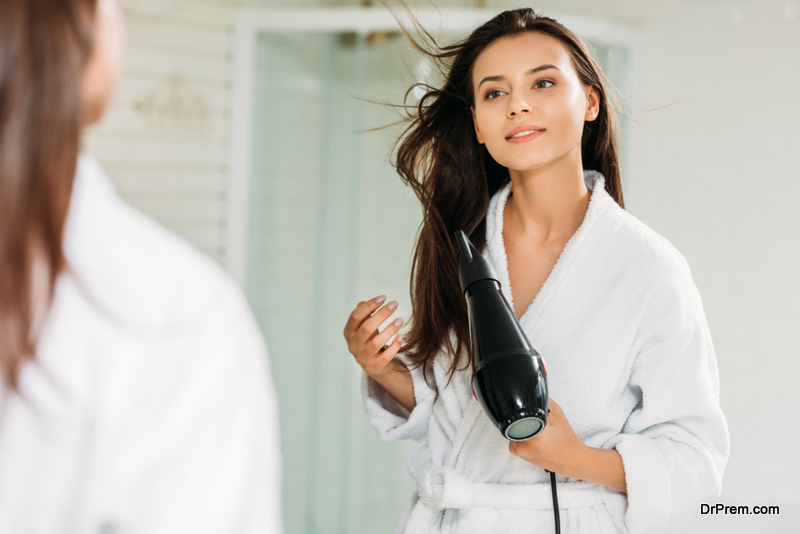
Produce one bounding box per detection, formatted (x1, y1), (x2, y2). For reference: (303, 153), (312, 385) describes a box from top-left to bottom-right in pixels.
(484, 170), (619, 332)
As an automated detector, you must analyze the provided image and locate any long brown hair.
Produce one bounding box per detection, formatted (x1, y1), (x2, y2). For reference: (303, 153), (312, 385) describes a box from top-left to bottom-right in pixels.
(395, 8), (624, 384)
(0, 0), (97, 388)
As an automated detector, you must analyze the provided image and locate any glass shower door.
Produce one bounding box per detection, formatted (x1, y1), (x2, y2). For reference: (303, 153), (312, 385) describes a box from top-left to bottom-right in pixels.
(246, 30), (422, 534)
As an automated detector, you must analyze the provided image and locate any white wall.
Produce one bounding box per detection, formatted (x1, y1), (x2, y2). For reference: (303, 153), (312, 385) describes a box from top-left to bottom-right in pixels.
(84, 0), (236, 262)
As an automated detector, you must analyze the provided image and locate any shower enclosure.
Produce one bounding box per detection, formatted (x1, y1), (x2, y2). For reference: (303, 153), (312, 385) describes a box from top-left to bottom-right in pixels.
(226, 8), (638, 534)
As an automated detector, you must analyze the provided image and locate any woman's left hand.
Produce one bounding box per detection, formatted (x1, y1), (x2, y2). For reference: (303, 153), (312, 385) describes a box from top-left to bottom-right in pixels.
(508, 398), (587, 474)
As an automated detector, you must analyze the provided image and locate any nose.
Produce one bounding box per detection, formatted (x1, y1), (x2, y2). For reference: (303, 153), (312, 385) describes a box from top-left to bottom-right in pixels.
(507, 92), (531, 117)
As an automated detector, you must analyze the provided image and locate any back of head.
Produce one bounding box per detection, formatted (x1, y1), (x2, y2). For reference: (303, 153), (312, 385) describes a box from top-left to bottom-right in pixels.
(0, 0), (97, 388)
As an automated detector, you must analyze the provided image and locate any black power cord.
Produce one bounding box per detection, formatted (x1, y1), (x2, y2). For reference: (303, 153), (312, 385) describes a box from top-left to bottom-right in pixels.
(546, 470), (561, 534)
(543, 407), (559, 534)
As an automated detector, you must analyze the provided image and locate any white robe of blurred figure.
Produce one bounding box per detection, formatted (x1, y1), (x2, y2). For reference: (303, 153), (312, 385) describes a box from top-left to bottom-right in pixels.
(0, 154), (282, 533)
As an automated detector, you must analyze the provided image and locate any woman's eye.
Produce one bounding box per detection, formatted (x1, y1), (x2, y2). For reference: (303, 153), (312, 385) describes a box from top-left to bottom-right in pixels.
(485, 90), (505, 100)
(534, 80), (554, 89)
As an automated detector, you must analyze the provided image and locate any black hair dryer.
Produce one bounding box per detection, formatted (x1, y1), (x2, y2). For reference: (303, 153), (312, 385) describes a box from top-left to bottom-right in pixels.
(455, 230), (549, 441)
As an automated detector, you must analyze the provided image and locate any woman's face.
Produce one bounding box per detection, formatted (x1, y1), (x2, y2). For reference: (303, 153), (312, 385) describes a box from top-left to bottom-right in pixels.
(470, 32), (599, 174)
(81, 0), (125, 126)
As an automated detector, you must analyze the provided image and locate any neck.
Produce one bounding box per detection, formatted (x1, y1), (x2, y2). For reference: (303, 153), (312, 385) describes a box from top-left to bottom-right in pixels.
(505, 153), (591, 243)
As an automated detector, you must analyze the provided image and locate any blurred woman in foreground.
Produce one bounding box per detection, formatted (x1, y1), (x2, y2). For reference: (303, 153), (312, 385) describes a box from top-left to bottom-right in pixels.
(0, 0), (282, 531)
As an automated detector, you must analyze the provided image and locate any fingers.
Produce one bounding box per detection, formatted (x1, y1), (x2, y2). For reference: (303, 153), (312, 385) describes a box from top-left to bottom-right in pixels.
(343, 295), (386, 339)
(353, 301), (403, 365)
(369, 315), (405, 354)
(343, 295), (406, 375)
(359, 299), (399, 338)
(508, 441), (520, 457)
(352, 299), (401, 349)
(362, 330), (404, 377)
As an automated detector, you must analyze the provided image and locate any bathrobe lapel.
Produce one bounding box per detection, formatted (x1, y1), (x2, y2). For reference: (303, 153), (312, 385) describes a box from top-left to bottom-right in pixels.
(437, 172), (617, 474)
(484, 170), (617, 334)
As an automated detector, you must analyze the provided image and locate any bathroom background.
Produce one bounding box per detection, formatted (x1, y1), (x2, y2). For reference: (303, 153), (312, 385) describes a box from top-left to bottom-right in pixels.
(84, 0), (800, 532)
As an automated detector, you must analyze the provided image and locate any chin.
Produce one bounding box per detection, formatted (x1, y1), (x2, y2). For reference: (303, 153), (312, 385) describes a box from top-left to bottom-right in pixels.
(81, 95), (111, 127)
(497, 155), (554, 174)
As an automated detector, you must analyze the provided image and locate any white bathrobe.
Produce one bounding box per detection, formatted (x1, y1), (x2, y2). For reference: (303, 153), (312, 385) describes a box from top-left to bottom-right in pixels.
(0, 155), (282, 533)
(363, 171), (729, 534)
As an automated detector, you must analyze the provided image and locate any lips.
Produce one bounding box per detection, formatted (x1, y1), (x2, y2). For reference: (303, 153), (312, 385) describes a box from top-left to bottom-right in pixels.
(509, 129), (542, 139)
(505, 124), (546, 140)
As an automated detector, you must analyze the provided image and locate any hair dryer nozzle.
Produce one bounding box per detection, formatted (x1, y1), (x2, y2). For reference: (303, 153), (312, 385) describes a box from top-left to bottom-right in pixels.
(455, 230), (500, 294)
(455, 230), (473, 262)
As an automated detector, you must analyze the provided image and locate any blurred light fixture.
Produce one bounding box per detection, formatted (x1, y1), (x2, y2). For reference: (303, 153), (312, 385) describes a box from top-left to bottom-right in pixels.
(338, 31), (402, 48)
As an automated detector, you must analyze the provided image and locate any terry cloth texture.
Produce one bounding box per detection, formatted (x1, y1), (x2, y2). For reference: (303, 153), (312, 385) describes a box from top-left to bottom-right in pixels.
(362, 171), (729, 534)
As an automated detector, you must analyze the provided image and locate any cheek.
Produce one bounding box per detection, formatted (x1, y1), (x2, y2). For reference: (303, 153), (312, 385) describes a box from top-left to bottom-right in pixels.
(98, 0), (126, 81)
(478, 107), (511, 144)
(474, 106), (495, 131)
(80, 52), (115, 124)
(543, 93), (585, 138)
(473, 110), (498, 147)
(81, 0), (126, 124)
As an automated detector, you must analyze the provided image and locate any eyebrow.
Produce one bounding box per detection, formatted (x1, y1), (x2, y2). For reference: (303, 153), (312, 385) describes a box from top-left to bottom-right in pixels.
(477, 64), (560, 90)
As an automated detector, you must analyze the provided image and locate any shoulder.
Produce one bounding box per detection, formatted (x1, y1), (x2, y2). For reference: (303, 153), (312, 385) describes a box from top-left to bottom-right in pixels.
(597, 197), (693, 286)
(576, 174), (702, 319)
(63, 155), (253, 335)
(593, 200), (707, 332)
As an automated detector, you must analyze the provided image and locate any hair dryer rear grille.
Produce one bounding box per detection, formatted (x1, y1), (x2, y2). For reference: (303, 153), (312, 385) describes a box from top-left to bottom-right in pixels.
(506, 417), (544, 441)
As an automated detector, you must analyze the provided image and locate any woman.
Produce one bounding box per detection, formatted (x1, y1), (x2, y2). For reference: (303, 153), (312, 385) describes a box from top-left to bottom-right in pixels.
(0, 0), (281, 531)
(343, 9), (728, 533)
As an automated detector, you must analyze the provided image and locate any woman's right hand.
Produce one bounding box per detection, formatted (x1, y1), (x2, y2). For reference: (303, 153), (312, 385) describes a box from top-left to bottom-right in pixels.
(343, 295), (404, 378)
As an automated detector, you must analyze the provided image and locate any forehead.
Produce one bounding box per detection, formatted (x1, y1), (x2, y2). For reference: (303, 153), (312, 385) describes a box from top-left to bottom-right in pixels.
(472, 32), (574, 82)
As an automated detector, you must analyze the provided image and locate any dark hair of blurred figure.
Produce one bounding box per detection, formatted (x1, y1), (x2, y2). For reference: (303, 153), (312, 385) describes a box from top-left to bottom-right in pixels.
(394, 8), (624, 383)
(0, 0), (98, 387)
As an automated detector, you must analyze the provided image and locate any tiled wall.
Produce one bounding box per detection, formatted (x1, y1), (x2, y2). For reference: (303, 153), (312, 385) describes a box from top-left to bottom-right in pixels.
(84, 0), (236, 262)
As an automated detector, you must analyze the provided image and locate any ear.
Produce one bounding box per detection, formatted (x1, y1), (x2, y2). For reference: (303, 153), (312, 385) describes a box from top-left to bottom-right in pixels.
(471, 106), (485, 144)
(584, 85), (600, 122)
